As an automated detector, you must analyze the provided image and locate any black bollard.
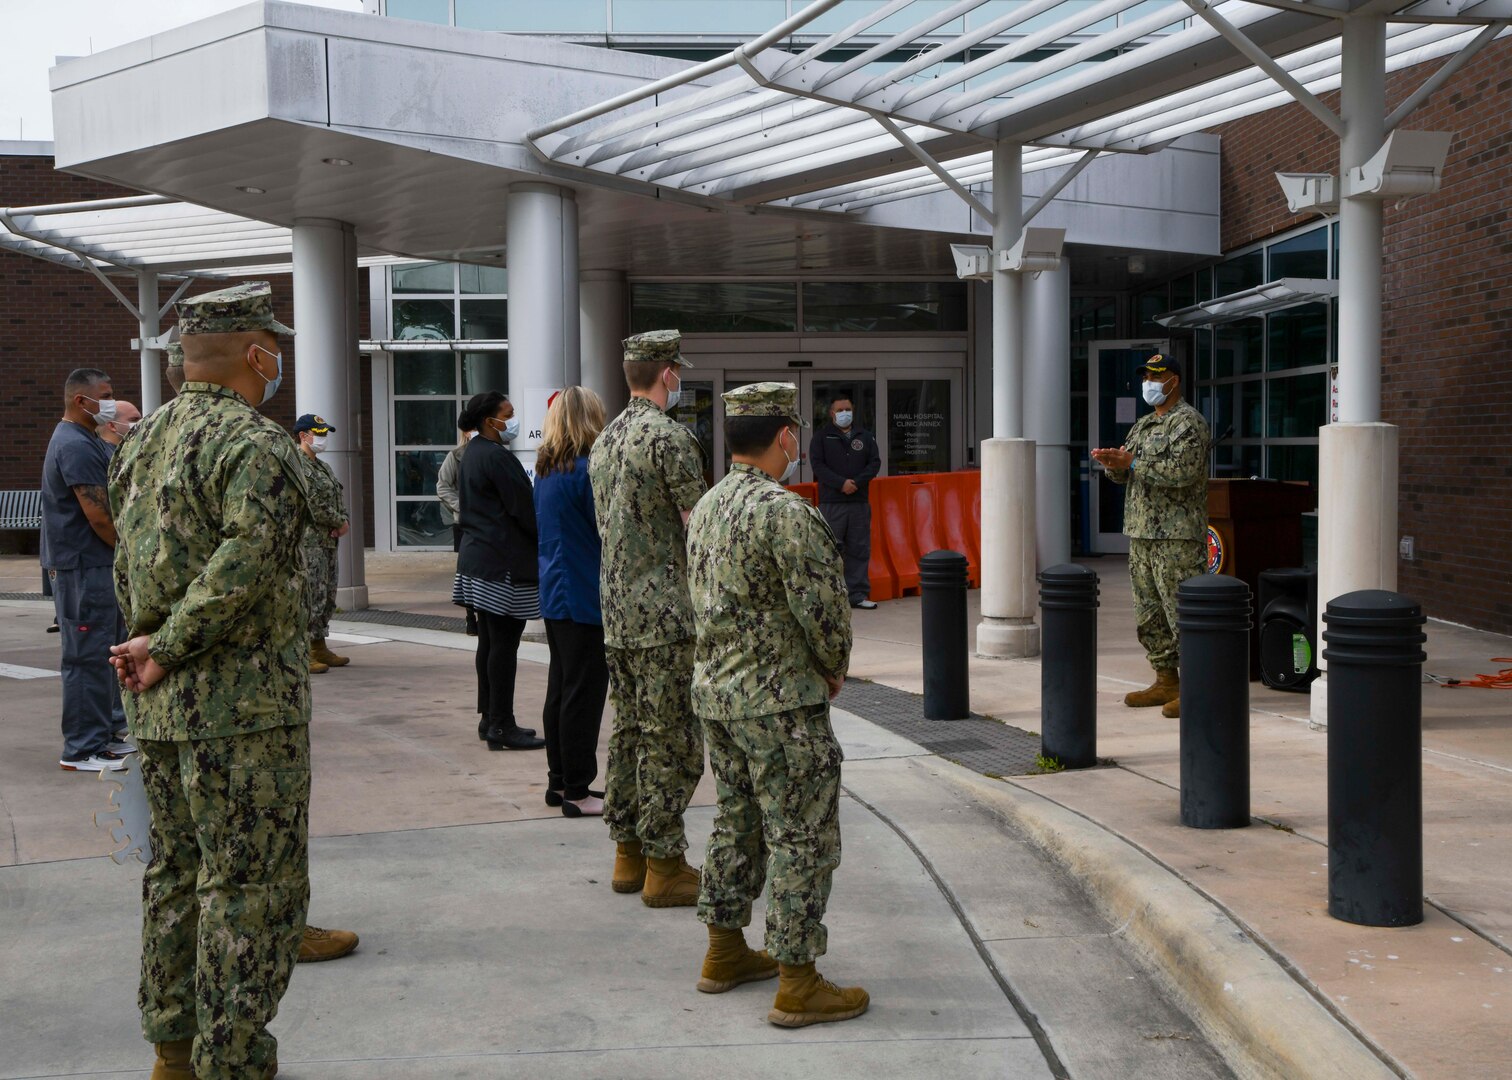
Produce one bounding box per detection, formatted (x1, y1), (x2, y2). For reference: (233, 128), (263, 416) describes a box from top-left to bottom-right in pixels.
(1176, 574), (1252, 829)
(1323, 590), (1427, 928)
(920, 550), (970, 720)
(1038, 564), (1099, 768)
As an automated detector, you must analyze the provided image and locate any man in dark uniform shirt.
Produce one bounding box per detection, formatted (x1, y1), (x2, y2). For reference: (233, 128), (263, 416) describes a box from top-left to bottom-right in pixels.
(809, 396), (881, 610)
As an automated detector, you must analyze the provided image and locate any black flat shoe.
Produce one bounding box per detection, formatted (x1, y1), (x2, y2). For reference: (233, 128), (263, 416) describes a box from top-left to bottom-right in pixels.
(487, 727), (546, 751)
(547, 788), (602, 806)
(481, 722), (534, 740)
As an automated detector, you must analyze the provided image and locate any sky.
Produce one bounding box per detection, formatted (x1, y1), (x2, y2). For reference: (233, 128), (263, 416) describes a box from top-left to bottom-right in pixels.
(1, 0), (366, 142)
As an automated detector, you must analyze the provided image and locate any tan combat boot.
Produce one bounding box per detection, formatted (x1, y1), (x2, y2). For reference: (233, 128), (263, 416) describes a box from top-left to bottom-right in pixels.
(767, 962), (870, 1028)
(298, 924), (359, 962)
(642, 854), (701, 908)
(310, 657), (330, 675)
(697, 926), (780, 993)
(311, 639), (350, 667)
(1162, 696), (1181, 719)
(612, 841), (646, 894)
(1124, 668), (1178, 708)
(150, 1039), (193, 1080)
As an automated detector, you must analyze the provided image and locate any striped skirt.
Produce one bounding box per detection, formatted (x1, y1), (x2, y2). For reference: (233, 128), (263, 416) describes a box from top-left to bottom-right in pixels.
(452, 572), (540, 621)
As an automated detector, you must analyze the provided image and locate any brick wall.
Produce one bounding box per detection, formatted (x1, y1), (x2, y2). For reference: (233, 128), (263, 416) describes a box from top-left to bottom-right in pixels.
(1213, 41), (1512, 634)
(0, 155), (377, 546)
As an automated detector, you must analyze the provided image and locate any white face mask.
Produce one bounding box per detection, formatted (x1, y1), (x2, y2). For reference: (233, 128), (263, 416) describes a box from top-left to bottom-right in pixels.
(250, 344), (283, 405)
(779, 427), (800, 484)
(834, 410), (853, 429)
(309, 435), (328, 454)
(83, 396), (118, 426)
(663, 369), (682, 411)
(490, 415), (520, 443)
(1142, 379), (1170, 407)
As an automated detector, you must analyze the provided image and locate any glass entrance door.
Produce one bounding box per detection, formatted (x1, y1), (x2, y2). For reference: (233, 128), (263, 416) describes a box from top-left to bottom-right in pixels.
(1088, 339), (1168, 553)
(725, 370), (876, 483)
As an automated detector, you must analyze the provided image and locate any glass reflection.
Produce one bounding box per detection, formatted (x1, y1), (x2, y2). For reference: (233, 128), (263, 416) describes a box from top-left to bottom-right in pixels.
(393, 351), (455, 396)
(396, 451), (448, 496)
(397, 500), (451, 547)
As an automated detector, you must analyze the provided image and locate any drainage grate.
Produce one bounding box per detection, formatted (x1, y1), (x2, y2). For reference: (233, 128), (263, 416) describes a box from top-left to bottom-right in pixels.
(0, 592), (46, 601)
(834, 678), (1045, 776)
(337, 608), (469, 634)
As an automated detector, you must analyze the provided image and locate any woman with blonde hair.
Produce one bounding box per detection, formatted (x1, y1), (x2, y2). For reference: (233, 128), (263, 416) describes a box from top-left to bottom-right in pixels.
(533, 386), (611, 817)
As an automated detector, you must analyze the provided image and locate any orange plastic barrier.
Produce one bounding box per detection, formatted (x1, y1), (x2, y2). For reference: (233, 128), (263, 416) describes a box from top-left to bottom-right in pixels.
(787, 471), (979, 600)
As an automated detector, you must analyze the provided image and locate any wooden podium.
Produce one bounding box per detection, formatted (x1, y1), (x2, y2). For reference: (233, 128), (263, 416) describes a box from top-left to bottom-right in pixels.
(1206, 479), (1316, 679)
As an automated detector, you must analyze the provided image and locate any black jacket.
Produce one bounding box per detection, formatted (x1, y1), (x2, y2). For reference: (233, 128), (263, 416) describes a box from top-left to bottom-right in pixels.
(810, 423), (881, 504)
(457, 436), (539, 584)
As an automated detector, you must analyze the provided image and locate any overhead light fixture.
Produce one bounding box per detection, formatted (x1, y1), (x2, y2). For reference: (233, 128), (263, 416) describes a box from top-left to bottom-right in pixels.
(236, 185), (266, 194)
(322, 157), (353, 167)
(1127, 254), (1146, 275)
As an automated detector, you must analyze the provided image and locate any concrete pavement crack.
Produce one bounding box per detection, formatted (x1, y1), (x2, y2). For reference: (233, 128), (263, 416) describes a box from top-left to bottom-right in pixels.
(840, 785), (1073, 1080)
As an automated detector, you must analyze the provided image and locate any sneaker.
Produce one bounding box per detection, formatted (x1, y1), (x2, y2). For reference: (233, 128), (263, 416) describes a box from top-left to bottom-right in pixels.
(851, 600), (878, 610)
(106, 738), (138, 755)
(60, 750), (128, 772)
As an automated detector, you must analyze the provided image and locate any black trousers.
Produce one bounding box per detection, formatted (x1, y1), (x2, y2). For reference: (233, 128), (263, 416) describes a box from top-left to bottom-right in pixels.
(542, 618), (609, 799)
(475, 610), (526, 732)
(820, 502), (873, 605)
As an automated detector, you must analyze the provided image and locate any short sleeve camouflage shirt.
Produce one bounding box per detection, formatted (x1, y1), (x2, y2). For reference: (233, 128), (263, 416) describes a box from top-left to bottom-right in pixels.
(108, 382), (311, 740)
(1108, 399), (1211, 540)
(589, 396), (707, 649)
(686, 464), (852, 721)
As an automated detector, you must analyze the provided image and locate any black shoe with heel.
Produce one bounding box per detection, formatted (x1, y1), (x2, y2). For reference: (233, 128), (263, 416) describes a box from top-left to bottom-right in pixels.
(486, 724), (546, 751)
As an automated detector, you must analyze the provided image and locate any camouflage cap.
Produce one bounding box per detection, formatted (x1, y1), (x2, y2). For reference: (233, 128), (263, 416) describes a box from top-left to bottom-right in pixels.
(722, 381), (807, 427)
(164, 342), (184, 368)
(174, 281), (295, 337)
(623, 329), (692, 368)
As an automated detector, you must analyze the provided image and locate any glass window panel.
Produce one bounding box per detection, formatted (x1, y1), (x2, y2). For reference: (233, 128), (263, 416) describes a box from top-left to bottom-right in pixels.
(1241, 380), (1263, 438)
(1216, 444), (1263, 479)
(1267, 226), (1328, 280)
(801, 1), (963, 35)
(668, 381), (716, 490)
(395, 451), (448, 496)
(461, 298), (509, 340)
(395, 400), (458, 446)
(630, 282), (798, 333)
(1195, 328), (1213, 381)
(393, 351), (455, 396)
(1197, 266), (1214, 301)
(1121, 0), (1186, 30)
(386, 0), (451, 25)
(1266, 303), (1327, 372)
(1331, 222), (1340, 278)
(619, 0), (786, 33)
(1214, 322), (1261, 378)
(1169, 274), (1196, 311)
(802, 282), (967, 332)
(396, 500), (451, 548)
(460, 264), (509, 294)
(1070, 399), (1088, 444)
(1267, 373), (1327, 438)
(393, 298), (455, 341)
(462, 352), (510, 397)
(1212, 382), (1235, 440)
(1134, 288), (1166, 336)
(1269, 445), (1320, 485)
(1214, 250), (1263, 295)
(887, 379), (953, 475)
(969, 0), (1112, 33)
(391, 261), (454, 293)
(1070, 344), (1088, 394)
(456, 0), (607, 31)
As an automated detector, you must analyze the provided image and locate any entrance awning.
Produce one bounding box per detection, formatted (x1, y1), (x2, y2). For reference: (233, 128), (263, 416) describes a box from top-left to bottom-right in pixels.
(1155, 277), (1339, 328)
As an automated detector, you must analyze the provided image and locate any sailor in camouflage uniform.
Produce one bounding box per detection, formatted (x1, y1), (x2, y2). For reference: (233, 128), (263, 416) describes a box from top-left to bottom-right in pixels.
(108, 282), (312, 1080)
(293, 413), (352, 674)
(686, 382), (869, 1029)
(588, 329), (707, 907)
(1092, 355), (1212, 720)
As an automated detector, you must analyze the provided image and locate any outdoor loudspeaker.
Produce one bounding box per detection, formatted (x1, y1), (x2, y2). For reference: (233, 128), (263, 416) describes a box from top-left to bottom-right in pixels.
(1257, 567), (1318, 692)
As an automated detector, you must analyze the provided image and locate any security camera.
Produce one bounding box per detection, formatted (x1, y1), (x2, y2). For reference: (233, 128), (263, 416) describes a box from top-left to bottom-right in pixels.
(950, 244), (993, 281)
(1275, 172), (1338, 215)
(1342, 130), (1453, 200)
(997, 227), (1065, 274)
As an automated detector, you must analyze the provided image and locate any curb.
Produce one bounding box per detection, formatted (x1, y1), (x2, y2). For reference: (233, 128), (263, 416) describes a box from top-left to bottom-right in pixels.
(929, 759), (1403, 1080)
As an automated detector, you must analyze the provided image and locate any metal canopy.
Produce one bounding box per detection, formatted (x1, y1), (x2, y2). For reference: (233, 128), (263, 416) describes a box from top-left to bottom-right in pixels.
(1156, 277), (1340, 327)
(530, 0), (1508, 212)
(0, 194), (413, 280)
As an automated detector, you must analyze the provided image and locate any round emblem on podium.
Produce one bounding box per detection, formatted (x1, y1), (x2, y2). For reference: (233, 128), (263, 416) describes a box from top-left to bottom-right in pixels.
(1206, 525), (1225, 574)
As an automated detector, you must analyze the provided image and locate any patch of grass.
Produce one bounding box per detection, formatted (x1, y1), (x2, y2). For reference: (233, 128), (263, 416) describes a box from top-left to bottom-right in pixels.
(1034, 753), (1066, 774)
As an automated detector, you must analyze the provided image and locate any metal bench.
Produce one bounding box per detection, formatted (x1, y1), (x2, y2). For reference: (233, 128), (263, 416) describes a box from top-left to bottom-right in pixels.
(0, 490), (43, 530)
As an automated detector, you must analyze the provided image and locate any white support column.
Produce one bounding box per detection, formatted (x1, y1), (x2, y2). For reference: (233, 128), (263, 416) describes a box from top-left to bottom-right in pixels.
(1312, 14), (1393, 728)
(977, 142), (1040, 658)
(1024, 258), (1072, 570)
(507, 183), (581, 475)
(580, 269), (629, 417)
(292, 218), (367, 611)
(137, 271), (161, 414)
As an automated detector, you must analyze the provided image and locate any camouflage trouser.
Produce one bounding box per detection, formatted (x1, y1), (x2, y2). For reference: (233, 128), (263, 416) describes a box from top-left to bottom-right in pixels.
(603, 640), (704, 859)
(697, 703), (843, 966)
(136, 725), (311, 1080)
(1128, 537), (1206, 672)
(303, 539), (338, 640)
